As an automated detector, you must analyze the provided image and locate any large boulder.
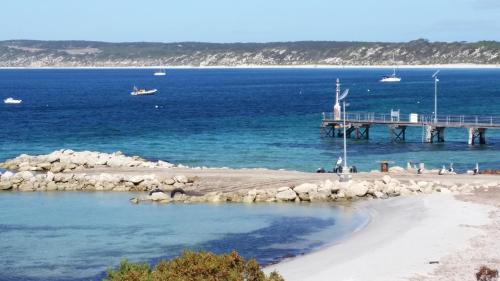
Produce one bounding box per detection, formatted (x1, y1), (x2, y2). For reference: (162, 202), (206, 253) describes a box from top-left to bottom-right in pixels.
(70, 152), (90, 166)
(18, 181), (35, 191)
(374, 191), (387, 199)
(50, 163), (64, 173)
(46, 181), (59, 191)
(407, 184), (420, 192)
(163, 178), (175, 185)
(37, 162), (52, 171)
(309, 191), (330, 202)
(255, 189), (276, 202)
(172, 193), (187, 202)
(204, 192), (226, 203)
(129, 175), (145, 184)
(382, 175), (392, 184)
(293, 183), (318, 201)
(0, 171), (14, 181)
(276, 188), (297, 201)
(174, 175), (189, 184)
(0, 181), (12, 190)
(54, 173), (74, 183)
(293, 183), (318, 194)
(14, 171), (35, 182)
(106, 156), (131, 167)
(46, 171), (55, 182)
(150, 191), (170, 201)
(346, 181), (369, 197)
(319, 179), (338, 192)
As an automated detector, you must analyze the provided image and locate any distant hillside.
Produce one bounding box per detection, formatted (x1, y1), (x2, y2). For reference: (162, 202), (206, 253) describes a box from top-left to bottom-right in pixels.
(0, 39), (499, 67)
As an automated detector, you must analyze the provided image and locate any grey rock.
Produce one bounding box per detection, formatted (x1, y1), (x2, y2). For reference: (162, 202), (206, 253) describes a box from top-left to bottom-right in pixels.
(382, 175), (392, 184)
(150, 191), (170, 201)
(0, 181), (12, 190)
(276, 188), (297, 201)
(174, 175), (189, 184)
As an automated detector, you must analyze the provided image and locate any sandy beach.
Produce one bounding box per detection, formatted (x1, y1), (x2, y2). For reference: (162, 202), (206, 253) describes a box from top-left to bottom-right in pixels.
(266, 191), (498, 281)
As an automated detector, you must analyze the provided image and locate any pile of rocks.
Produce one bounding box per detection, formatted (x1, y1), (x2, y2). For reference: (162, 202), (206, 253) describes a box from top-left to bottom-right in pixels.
(0, 149), (174, 172)
(0, 170), (193, 192)
(139, 175), (499, 204)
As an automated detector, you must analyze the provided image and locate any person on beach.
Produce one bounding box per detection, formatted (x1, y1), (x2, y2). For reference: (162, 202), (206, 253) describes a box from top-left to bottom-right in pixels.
(334, 156), (342, 173)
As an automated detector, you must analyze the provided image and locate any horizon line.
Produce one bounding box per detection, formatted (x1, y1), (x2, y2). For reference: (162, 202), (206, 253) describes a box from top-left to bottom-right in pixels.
(1, 38), (499, 45)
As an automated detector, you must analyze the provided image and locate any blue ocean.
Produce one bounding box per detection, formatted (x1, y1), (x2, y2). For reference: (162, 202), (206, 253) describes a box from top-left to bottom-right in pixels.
(0, 68), (499, 280)
(1, 68), (499, 171)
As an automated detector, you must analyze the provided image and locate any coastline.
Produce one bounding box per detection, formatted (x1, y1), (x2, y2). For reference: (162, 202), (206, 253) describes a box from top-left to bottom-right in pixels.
(2, 150), (500, 280)
(266, 194), (494, 281)
(0, 64), (500, 70)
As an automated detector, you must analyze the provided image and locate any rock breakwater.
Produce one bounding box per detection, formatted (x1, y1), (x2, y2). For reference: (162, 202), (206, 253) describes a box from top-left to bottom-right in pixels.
(1, 150), (499, 205)
(138, 176), (499, 204)
(0, 149), (174, 172)
(0, 150), (185, 192)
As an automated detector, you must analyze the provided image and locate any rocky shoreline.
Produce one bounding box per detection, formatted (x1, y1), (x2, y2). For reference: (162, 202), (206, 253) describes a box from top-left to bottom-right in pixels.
(1, 150), (499, 205)
(0, 150), (188, 192)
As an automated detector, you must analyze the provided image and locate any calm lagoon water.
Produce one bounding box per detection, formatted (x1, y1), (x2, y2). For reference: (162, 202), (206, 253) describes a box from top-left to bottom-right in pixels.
(0, 68), (499, 172)
(0, 192), (369, 281)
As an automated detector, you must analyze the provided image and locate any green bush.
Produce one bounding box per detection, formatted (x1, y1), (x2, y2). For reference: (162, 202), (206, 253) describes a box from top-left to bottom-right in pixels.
(104, 251), (284, 281)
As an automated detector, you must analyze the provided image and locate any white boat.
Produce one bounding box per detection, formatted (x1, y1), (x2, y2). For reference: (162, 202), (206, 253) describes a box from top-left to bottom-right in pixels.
(380, 73), (401, 82)
(380, 53), (401, 82)
(3, 97), (22, 104)
(130, 86), (158, 96)
(154, 69), (166, 76)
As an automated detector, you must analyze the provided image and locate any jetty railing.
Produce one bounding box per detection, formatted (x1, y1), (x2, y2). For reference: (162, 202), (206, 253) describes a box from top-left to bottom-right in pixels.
(322, 112), (500, 127)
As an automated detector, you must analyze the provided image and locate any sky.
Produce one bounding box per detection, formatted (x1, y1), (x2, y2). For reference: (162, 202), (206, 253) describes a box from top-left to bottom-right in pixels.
(2, 0), (499, 43)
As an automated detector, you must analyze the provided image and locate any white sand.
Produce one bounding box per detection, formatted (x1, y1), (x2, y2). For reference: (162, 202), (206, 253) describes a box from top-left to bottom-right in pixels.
(266, 194), (493, 281)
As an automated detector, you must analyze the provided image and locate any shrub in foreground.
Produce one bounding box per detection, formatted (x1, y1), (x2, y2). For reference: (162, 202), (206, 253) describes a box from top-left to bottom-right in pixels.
(476, 266), (499, 281)
(105, 250), (284, 281)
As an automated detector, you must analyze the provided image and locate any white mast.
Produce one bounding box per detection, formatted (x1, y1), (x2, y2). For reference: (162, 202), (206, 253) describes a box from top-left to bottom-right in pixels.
(333, 78), (341, 120)
(343, 101), (347, 169)
(338, 86), (350, 182)
(392, 52), (396, 76)
(432, 70), (440, 123)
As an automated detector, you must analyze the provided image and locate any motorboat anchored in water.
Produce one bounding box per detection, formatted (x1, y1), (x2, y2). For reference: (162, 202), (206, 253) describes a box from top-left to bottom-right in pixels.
(3, 97), (22, 104)
(380, 53), (401, 82)
(154, 69), (166, 76)
(130, 86), (158, 96)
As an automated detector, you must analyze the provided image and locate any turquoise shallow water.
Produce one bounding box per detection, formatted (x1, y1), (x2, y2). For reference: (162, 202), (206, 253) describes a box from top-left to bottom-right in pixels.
(0, 192), (369, 281)
(0, 68), (499, 172)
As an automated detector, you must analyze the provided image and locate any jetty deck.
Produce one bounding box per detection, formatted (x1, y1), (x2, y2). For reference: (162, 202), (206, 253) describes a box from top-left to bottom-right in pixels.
(321, 112), (500, 144)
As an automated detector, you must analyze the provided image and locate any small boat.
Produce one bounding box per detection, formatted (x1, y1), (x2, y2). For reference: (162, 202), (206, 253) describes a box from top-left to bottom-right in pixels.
(380, 53), (401, 82)
(154, 69), (166, 76)
(130, 86), (157, 96)
(4, 97), (22, 104)
(380, 72), (402, 82)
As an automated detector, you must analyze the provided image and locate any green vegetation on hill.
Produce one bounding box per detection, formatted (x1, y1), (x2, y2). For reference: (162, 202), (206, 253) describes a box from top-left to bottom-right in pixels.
(104, 251), (284, 281)
(1, 39), (499, 67)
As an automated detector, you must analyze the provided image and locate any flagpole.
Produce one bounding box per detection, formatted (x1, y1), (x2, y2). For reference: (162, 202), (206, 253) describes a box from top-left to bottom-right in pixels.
(434, 75), (438, 123)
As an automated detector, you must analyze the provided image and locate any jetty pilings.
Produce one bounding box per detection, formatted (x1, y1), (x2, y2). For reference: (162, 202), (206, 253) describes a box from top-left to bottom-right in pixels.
(321, 112), (500, 144)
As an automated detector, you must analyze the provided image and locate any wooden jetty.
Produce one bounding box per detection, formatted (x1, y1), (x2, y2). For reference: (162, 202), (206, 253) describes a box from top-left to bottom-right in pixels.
(321, 112), (500, 144)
